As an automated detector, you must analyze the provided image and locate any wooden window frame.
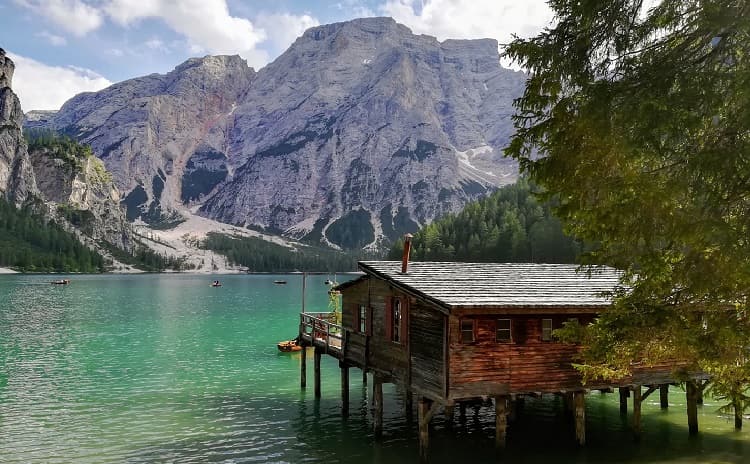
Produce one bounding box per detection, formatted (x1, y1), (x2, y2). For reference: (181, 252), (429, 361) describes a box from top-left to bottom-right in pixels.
(460, 319), (475, 343)
(392, 298), (402, 343)
(541, 318), (553, 341)
(496, 318), (512, 343)
(358, 304), (367, 334)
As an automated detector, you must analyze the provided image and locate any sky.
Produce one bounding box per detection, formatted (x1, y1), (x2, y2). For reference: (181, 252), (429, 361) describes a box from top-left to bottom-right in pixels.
(1, 0), (554, 111)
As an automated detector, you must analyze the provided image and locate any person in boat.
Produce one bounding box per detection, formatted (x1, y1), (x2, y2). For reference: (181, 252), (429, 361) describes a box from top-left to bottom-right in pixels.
(211, 280), (221, 287)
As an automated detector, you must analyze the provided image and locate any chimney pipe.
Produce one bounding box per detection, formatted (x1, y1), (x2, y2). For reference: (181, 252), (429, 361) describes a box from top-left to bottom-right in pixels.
(401, 233), (413, 274)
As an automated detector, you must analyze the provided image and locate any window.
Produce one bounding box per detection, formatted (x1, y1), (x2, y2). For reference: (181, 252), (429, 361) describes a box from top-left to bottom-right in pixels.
(542, 318), (553, 341)
(392, 299), (402, 343)
(359, 305), (367, 333)
(460, 319), (474, 343)
(496, 319), (511, 342)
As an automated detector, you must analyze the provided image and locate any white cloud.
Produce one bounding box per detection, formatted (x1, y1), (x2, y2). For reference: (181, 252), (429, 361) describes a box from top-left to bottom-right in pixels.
(255, 13), (320, 54)
(36, 31), (67, 46)
(105, 0), (268, 67)
(7, 52), (112, 111)
(380, 0), (554, 45)
(14, 0), (103, 37)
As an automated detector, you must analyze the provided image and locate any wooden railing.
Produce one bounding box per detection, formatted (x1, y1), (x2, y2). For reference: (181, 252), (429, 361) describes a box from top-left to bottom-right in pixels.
(300, 312), (343, 352)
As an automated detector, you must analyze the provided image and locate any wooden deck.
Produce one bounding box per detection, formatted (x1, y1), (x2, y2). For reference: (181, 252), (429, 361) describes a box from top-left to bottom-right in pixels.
(299, 312), (343, 358)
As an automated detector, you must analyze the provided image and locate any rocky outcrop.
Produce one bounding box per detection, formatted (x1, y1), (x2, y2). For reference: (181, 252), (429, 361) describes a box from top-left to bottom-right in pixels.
(0, 47), (132, 255)
(0, 48), (36, 206)
(27, 18), (527, 249)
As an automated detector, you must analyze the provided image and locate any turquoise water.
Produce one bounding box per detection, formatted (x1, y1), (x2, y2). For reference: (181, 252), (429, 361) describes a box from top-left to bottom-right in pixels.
(0, 273), (748, 463)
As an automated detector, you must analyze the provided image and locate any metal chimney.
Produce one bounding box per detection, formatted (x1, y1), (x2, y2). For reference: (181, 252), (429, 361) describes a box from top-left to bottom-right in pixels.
(401, 233), (413, 274)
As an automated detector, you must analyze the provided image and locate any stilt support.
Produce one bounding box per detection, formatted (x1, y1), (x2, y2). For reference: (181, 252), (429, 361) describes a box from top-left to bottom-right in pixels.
(373, 374), (383, 437)
(362, 368), (367, 386)
(418, 397), (435, 463)
(619, 387), (629, 416)
(495, 396), (508, 449)
(686, 381), (699, 436)
(632, 385), (642, 441)
(734, 397), (743, 430)
(340, 362), (349, 417)
(660, 385), (669, 409)
(405, 390), (414, 418)
(313, 348), (322, 398)
(300, 344), (307, 389)
(574, 391), (586, 446)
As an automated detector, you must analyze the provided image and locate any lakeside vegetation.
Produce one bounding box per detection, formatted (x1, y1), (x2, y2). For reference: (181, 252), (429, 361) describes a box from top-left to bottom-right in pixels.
(388, 180), (582, 263)
(201, 232), (362, 272)
(0, 198), (105, 272)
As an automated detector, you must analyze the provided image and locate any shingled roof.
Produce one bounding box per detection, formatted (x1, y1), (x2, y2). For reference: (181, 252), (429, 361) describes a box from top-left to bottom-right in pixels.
(357, 261), (622, 311)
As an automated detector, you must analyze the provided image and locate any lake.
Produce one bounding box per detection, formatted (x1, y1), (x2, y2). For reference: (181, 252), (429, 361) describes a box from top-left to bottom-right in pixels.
(0, 273), (747, 463)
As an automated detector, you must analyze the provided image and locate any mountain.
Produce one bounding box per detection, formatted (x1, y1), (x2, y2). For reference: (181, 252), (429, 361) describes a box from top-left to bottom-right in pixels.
(27, 17), (527, 249)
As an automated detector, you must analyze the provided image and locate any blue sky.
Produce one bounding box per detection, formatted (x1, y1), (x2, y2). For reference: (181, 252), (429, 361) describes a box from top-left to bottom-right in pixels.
(1, 0), (553, 111)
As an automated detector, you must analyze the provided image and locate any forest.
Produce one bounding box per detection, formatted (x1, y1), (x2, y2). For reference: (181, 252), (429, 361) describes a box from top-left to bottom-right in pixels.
(388, 180), (582, 263)
(0, 198), (105, 272)
(201, 232), (362, 272)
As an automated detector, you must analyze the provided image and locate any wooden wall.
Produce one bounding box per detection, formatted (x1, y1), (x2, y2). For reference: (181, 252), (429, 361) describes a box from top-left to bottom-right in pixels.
(409, 300), (445, 399)
(448, 312), (596, 399)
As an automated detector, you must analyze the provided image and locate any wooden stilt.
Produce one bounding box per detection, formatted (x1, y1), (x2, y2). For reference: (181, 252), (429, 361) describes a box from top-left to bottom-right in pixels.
(632, 385), (642, 441)
(574, 391), (586, 446)
(619, 387), (629, 416)
(300, 344), (307, 389)
(341, 363), (349, 417)
(686, 381), (699, 435)
(563, 392), (574, 418)
(373, 374), (383, 437)
(445, 401), (454, 426)
(362, 368), (368, 386)
(313, 348), (322, 398)
(459, 402), (467, 423)
(495, 396), (508, 449)
(660, 385), (669, 409)
(418, 397), (433, 463)
(734, 397), (743, 430)
(508, 397), (517, 423)
(405, 389), (414, 418)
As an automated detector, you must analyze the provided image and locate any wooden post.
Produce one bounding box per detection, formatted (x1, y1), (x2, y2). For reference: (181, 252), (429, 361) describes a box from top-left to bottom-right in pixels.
(696, 385), (704, 405)
(508, 397), (517, 423)
(445, 402), (454, 426)
(373, 374), (383, 437)
(418, 397), (432, 463)
(632, 385), (642, 441)
(362, 368), (367, 386)
(341, 363), (349, 417)
(686, 381), (699, 435)
(563, 392), (574, 418)
(495, 396), (508, 449)
(405, 389), (414, 416)
(314, 348), (322, 399)
(459, 402), (467, 423)
(734, 397), (743, 430)
(300, 344), (307, 389)
(660, 385), (669, 409)
(619, 387), (629, 416)
(574, 391), (586, 446)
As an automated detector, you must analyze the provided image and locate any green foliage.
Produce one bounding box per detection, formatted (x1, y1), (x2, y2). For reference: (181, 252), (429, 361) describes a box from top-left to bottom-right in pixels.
(102, 240), (193, 272)
(387, 180), (582, 263)
(505, 0), (750, 419)
(201, 232), (361, 272)
(0, 198), (105, 273)
(24, 128), (93, 172)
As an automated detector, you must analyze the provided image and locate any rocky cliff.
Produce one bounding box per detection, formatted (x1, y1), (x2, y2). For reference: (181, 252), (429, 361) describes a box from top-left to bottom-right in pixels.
(27, 17), (527, 249)
(0, 48), (36, 206)
(0, 48), (133, 255)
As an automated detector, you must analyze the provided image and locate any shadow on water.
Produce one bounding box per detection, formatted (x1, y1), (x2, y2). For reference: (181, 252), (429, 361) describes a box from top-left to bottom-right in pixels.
(122, 382), (749, 464)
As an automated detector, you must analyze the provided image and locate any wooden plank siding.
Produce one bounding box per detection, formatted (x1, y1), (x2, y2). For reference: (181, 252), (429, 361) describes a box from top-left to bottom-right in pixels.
(448, 312), (596, 399)
(341, 278), (369, 368)
(365, 279), (410, 381)
(409, 300), (445, 399)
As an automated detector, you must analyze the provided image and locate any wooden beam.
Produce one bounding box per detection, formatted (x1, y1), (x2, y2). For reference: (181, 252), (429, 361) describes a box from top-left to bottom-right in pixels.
(495, 396), (508, 449)
(405, 389), (414, 420)
(619, 387), (628, 416)
(444, 401), (454, 426)
(418, 397), (435, 463)
(362, 368), (367, 385)
(686, 381), (699, 435)
(459, 402), (467, 423)
(373, 374), (384, 437)
(660, 385), (669, 409)
(341, 362), (349, 418)
(574, 391), (586, 446)
(632, 385), (642, 441)
(641, 386), (658, 402)
(314, 348), (322, 398)
(300, 344), (307, 389)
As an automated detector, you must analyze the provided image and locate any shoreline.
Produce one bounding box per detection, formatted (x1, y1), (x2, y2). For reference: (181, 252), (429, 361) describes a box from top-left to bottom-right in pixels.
(0, 267), (18, 274)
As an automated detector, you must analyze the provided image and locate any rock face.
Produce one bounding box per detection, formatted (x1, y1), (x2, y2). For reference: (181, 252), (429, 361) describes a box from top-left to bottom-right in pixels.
(0, 48), (36, 206)
(0, 47), (132, 254)
(28, 17), (527, 249)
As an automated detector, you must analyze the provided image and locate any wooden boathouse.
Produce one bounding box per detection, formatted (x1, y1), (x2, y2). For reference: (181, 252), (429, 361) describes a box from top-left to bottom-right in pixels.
(298, 243), (708, 460)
